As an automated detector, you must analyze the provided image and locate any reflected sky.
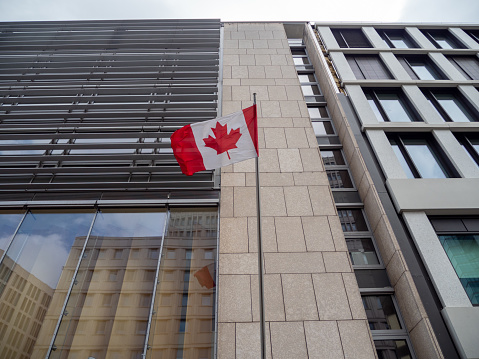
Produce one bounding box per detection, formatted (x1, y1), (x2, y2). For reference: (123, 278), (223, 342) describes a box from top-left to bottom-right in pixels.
(91, 211), (166, 238)
(0, 212), (24, 251)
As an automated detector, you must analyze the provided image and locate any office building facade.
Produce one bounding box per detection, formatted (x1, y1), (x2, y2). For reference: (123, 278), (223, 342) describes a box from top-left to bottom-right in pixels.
(0, 19), (478, 359)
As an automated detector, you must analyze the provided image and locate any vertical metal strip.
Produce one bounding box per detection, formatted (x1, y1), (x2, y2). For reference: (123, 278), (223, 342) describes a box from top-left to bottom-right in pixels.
(142, 209), (170, 359)
(45, 210), (98, 359)
(214, 23), (225, 190)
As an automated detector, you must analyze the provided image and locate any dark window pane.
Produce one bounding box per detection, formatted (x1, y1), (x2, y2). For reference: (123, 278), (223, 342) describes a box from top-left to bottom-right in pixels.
(338, 209), (368, 232)
(332, 29), (372, 48)
(312, 121), (335, 136)
(321, 150), (345, 166)
(327, 170), (354, 188)
(449, 56), (479, 80)
(377, 93), (415, 122)
(363, 295), (402, 330)
(347, 238), (380, 265)
(375, 339), (412, 359)
(435, 93), (475, 122)
(379, 29), (418, 49)
(308, 106), (328, 119)
(403, 138), (448, 178)
(347, 55), (392, 80)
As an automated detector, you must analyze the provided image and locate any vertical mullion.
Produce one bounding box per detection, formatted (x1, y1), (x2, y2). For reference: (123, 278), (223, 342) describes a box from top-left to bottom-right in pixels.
(0, 210), (28, 268)
(397, 136), (421, 178)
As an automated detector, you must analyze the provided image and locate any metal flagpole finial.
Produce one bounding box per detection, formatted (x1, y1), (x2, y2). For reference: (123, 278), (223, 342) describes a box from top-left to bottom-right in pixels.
(253, 92), (257, 105)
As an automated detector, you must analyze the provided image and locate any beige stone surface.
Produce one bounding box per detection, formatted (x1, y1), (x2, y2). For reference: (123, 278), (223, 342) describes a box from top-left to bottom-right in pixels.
(220, 217), (248, 253)
(300, 148), (324, 172)
(260, 186), (287, 217)
(302, 216), (336, 252)
(323, 251), (352, 272)
(342, 273), (367, 320)
(221, 172), (246, 187)
(264, 127), (287, 148)
(313, 273), (352, 320)
(220, 186), (234, 218)
(258, 149), (280, 173)
(304, 321), (345, 359)
(282, 273), (319, 320)
(217, 322), (235, 358)
(270, 321), (308, 359)
(274, 216), (306, 252)
(293, 171), (328, 186)
(236, 322), (262, 359)
(218, 275), (252, 322)
(309, 186), (336, 216)
(263, 274), (286, 321)
(410, 318), (444, 359)
(284, 128), (309, 149)
(246, 172), (294, 187)
(337, 320), (376, 359)
(248, 216), (278, 253)
(394, 271), (428, 330)
(264, 252), (325, 274)
(219, 253), (258, 275)
(284, 186), (313, 216)
(234, 186), (257, 217)
(278, 148), (303, 172)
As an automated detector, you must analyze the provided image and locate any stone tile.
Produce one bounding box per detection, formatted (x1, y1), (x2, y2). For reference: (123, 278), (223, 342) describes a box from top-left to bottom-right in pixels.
(304, 321), (344, 359)
(275, 216), (306, 252)
(312, 273), (352, 320)
(264, 127), (287, 148)
(267, 39), (284, 48)
(265, 66), (283, 79)
(230, 31), (246, 40)
(281, 65), (299, 78)
(264, 252), (325, 273)
(253, 39), (269, 48)
(241, 78), (276, 86)
(292, 117), (312, 127)
(270, 322), (308, 359)
(342, 273), (367, 320)
(410, 318), (443, 359)
(258, 149), (280, 173)
(264, 274), (286, 321)
(284, 186), (313, 216)
(248, 216), (278, 253)
(234, 186), (257, 217)
(218, 275), (252, 322)
(244, 30), (260, 39)
(258, 127), (265, 149)
(275, 78), (299, 85)
(306, 127), (319, 148)
(246, 172), (294, 187)
(280, 101), (301, 117)
(282, 273), (319, 320)
(293, 172), (329, 186)
(309, 186), (337, 216)
(232, 65), (249, 78)
(394, 271), (427, 330)
(255, 54), (272, 65)
(220, 217), (249, 253)
(267, 86), (287, 100)
(234, 157), (255, 172)
(337, 320), (376, 359)
(224, 48), (247, 55)
(236, 322), (262, 359)
(278, 148), (303, 172)
(221, 172), (246, 187)
(302, 216), (335, 252)
(220, 186), (233, 218)
(259, 30), (274, 39)
(386, 250), (407, 287)
(260, 186), (287, 216)
(219, 253), (258, 275)
(238, 23), (265, 31)
(217, 322), (235, 358)
(259, 117), (294, 128)
(222, 100), (243, 115)
(328, 216), (348, 251)
(358, 171), (374, 202)
(363, 185), (385, 233)
(250, 85), (269, 100)
(270, 54), (288, 65)
(285, 85), (303, 100)
(323, 252), (352, 273)
(223, 78), (241, 86)
(248, 65), (266, 79)
(238, 39), (254, 48)
(251, 273), (260, 322)
(240, 54), (256, 66)
(285, 128), (309, 149)
(299, 147), (323, 171)
(373, 217), (400, 266)
(273, 30), (286, 39)
(224, 54), (240, 66)
(348, 149), (367, 190)
(224, 39), (239, 49)
(222, 85), (232, 101)
(232, 86), (252, 101)
(260, 101), (282, 117)
(247, 48), (276, 55)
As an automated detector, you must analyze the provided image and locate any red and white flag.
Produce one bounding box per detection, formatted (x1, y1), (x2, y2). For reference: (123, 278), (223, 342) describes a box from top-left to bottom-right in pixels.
(171, 105), (258, 176)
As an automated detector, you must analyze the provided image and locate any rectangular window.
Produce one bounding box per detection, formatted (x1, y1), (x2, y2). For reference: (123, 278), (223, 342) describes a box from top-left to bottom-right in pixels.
(421, 29), (466, 49)
(448, 56), (479, 80)
(455, 133), (479, 166)
(378, 29), (418, 49)
(422, 89), (477, 122)
(346, 55), (393, 80)
(321, 150), (346, 166)
(389, 134), (457, 178)
(398, 56), (446, 80)
(365, 89), (419, 122)
(362, 295), (402, 331)
(466, 30), (479, 44)
(332, 28), (372, 48)
(374, 339), (413, 359)
(326, 170), (354, 189)
(346, 238), (380, 266)
(338, 209), (369, 232)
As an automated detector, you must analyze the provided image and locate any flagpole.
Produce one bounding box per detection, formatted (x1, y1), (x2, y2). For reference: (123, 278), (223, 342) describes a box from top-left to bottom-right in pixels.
(254, 93), (267, 359)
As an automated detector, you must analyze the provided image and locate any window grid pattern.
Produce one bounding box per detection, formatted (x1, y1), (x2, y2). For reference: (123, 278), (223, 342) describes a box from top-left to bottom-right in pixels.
(346, 55), (393, 80)
(0, 20), (221, 196)
(331, 28), (372, 48)
(448, 56), (479, 80)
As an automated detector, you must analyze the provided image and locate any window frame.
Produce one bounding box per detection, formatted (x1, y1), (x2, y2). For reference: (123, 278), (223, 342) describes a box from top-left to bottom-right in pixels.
(422, 88), (478, 122)
(455, 133), (479, 166)
(378, 29), (419, 49)
(364, 88), (421, 123)
(331, 28), (373, 48)
(421, 29), (466, 49)
(448, 55), (479, 80)
(346, 55), (394, 80)
(397, 55), (447, 80)
(388, 133), (459, 179)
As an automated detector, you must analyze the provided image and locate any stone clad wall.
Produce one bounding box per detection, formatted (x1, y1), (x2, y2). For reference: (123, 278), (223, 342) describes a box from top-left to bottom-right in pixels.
(217, 22), (376, 359)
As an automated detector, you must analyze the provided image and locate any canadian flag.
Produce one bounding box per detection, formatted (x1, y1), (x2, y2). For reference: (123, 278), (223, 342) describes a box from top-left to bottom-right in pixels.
(171, 105), (258, 176)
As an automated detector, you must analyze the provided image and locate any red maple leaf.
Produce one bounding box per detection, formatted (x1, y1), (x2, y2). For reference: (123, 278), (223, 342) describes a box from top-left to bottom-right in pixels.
(203, 122), (242, 159)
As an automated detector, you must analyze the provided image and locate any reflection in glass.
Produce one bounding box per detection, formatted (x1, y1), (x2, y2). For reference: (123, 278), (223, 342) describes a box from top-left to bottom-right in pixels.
(347, 238), (380, 265)
(390, 142), (415, 179)
(409, 61), (441, 80)
(327, 170), (354, 188)
(363, 295), (402, 330)
(435, 94), (475, 122)
(312, 121), (335, 136)
(148, 208), (217, 359)
(0, 139), (51, 155)
(0, 211), (24, 252)
(403, 139), (447, 178)
(377, 93), (415, 122)
(46, 209), (166, 359)
(0, 210), (95, 359)
(375, 339), (412, 359)
(439, 234), (479, 305)
(321, 150), (345, 166)
(308, 106), (328, 119)
(338, 209), (368, 232)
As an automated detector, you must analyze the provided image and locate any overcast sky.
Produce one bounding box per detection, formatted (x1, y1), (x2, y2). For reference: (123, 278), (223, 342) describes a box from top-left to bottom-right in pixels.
(0, 0), (477, 23)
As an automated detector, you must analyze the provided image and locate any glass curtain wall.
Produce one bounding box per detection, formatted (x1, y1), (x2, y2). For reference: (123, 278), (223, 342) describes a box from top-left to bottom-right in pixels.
(0, 207), (217, 359)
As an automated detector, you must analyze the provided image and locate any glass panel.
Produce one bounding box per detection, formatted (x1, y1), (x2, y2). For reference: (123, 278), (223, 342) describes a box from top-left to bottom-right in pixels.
(293, 57), (309, 65)
(0, 210), (95, 359)
(375, 339), (412, 359)
(377, 93), (415, 122)
(366, 94), (385, 122)
(362, 295), (402, 330)
(403, 139), (448, 178)
(320, 150), (345, 166)
(338, 209), (368, 232)
(410, 62), (439, 80)
(46, 209), (166, 359)
(439, 234), (479, 305)
(308, 106), (328, 119)
(347, 238), (380, 265)
(0, 139), (50, 155)
(301, 85), (321, 96)
(435, 93), (475, 122)
(0, 211), (24, 252)
(327, 170), (354, 188)
(312, 121), (335, 136)
(148, 208), (217, 359)
(298, 74), (316, 83)
(434, 36), (455, 49)
(391, 142), (415, 179)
